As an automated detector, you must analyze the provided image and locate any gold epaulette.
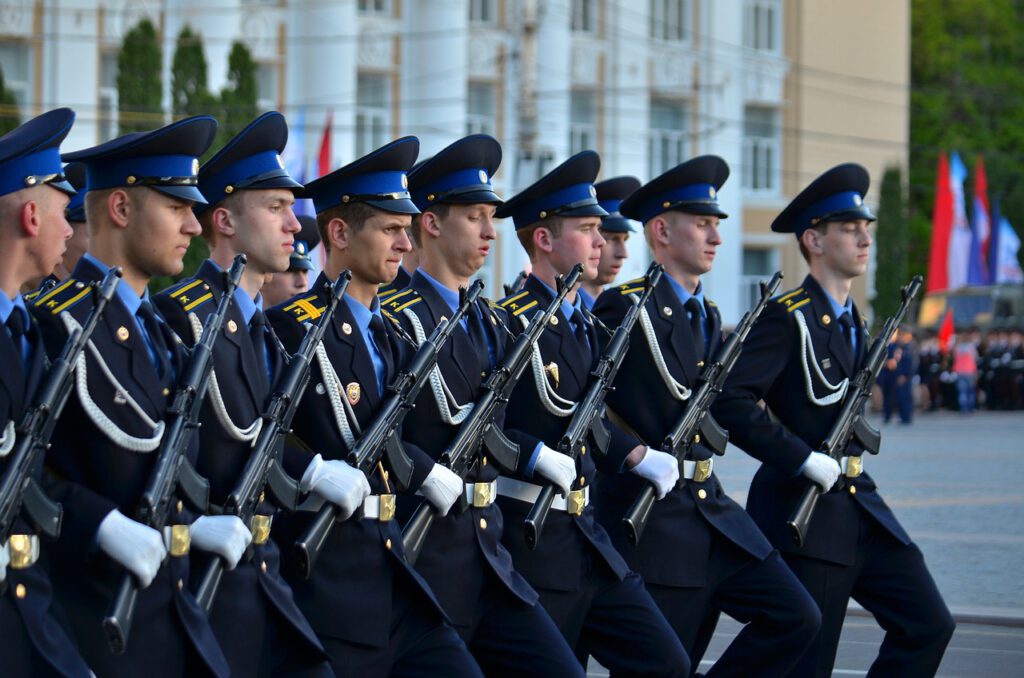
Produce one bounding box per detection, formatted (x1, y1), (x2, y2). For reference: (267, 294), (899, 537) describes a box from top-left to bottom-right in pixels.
(382, 309), (403, 329)
(165, 277), (214, 312)
(33, 278), (91, 315)
(617, 277), (645, 296)
(775, 287), (810, 313)
(282, 294), (326, 322)
(382, 288), (422, 314)
(377, 283), (402, 301)
(707, 299), (718, 308)
(499, 290), (538, 316)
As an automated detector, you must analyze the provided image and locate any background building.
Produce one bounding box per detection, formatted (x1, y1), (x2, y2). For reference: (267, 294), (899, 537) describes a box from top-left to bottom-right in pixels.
(0, 0), (909, 322)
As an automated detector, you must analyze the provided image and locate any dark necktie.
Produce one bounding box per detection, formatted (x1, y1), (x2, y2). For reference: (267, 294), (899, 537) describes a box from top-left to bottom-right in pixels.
(570, 308), (591, 358)
(6, 309), (28, 368)
(250, 309), (270, 394)
(466, 302), (493, 371)
(684, 297), (706, 359)
(137, 301), (170, 378)
(368, 314), (395, 392)
(837, 312), (856, 368)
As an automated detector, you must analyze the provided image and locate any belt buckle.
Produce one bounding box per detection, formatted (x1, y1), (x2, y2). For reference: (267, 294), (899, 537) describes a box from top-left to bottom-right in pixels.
(846, 456), (862, 478)
(566, 490), (585, 516)
(169, 524), (191, 557)
(377, 494), (396, 522)
(250, 515), (273, 545)
(472, 482), (492, 508)
(693, 459), (713, 483)
(8, 534), (36, 570)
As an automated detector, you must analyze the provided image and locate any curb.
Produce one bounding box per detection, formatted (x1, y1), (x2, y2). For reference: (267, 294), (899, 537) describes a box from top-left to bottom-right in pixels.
(848, 602), (1024, 628)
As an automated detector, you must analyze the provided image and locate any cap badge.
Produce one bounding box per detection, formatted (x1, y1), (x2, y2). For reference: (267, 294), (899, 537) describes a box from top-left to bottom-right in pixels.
(192, 158), (200, 175)
(276, 154), (285, 169)
(853, 194), (863, 206)
(478, 170), (488, 183)
(589, 185), (597, 198)
(401, 174), (409, 189)
(709, 187), (717, 198)
(346, 382), (361, 405)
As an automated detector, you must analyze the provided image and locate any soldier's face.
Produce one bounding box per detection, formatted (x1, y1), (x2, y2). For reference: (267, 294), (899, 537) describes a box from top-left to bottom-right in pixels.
(819, 219), (872, 278)
(127, 189), (201, 277)
(34, 186), (73, 276)
(262, 269), (308, 307)
(343, 210), (413, 285)
(433, 203), (497, 277)
(660, 212), (721, 276)
(595, 230), (629, 285)
(232, 189), (301, 276)
(547, 216), (605, 281)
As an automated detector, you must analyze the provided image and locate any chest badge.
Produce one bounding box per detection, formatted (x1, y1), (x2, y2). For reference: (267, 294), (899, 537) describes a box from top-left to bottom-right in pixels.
(346, 382), (361, 405)
(227, 320), (238, 333)
(341, 322), (353, 335)
(116, 326), (130, 342)
(663, 306), (673, 317)
(545, 362), (560, 389)
(822, 314), (831, 326)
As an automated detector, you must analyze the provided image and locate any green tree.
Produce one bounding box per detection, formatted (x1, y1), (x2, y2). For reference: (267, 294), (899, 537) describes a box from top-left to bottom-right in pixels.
(117, 19), (163, 134)
(873, 166), (909, 326)
(0, 64), (20, 136)
(910, 0), (1024, 279)
(171, 25), (215, 118)
(217, 42), (259, 147)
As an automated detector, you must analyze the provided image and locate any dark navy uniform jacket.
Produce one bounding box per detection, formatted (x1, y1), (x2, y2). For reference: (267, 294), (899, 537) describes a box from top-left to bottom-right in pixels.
(377, 265), (412, 302)
(267, 272), (448, 648)
(495, 274), (638, 591)
(30, 256), (229, 677)
(1, 301), (92, 677)
(154, 260), (327, 665)
(386, 272), (539, 628)
(592, 274), (773, 588)
(712, 275), (912, 566)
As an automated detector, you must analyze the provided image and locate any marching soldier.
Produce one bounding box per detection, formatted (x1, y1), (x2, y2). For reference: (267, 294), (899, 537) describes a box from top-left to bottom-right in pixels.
(387, 134), (584, 675)
(0, 108), (93, 677)
(494, 151), (691, 676)
(579, 176), (639, 309)
(266, 136), (482, 677)
(31, 115), (231, 676)
(153, 112), (330, 676)
(592, 157), (821, 675)
(712, 164), (955, 677)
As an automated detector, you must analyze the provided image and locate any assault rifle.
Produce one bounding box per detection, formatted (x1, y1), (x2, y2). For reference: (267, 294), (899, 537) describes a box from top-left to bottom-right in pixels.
(403, 264), (584, 565)
(786, 274), (922, 547)
(294, 280), (484, 578)
(103, 255), (246, 654)
(523, 262), (663, 550)
(0, 268), (121, 593)
(193, 271), (350, 613)
(503, 270), (529, 297)
(623, 271), (783, 545)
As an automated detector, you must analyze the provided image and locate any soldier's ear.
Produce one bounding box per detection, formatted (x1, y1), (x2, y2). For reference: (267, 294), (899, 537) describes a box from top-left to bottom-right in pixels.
(534, 225), (554, 254)
(650, 215), (671, 246)
(210, 205), (235, 237)
(328, 216), (350, 251)
(800, 228), (823, 257)
(18, 198), (41, 237)
(108, 189), (131, 230)
(420, 210), (442, 239)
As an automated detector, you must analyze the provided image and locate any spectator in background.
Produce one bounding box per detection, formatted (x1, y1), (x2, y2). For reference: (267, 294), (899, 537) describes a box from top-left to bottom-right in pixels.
(918, 331), (943, 411)
(952, 332), (979, 413)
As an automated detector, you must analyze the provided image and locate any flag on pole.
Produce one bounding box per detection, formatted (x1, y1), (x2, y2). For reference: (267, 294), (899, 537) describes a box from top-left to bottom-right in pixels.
(988, 198), (1001, 285)
(938, 308), (955, 353)
(926, 152), (952, 292)
(967, 155), (990, 285)
(281, 107), (314, 218)
(318, 109), (333, 179)
(993, 217), (1024, 284)
(947, 151), (971, 290)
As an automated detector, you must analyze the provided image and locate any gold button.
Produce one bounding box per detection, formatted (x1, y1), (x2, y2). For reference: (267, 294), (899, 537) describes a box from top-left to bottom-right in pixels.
(479, 518), (487, 530)
(849, 485), (857, 495)
(385, 538), (392, 550)
(177, 579), (184, 590)
(694, 434), (701, 444)
(259, 492), (265, 503)
(261, 561), (268, 573)
(579, 477), (586, 487)
(697, 489), (708, 499)
(176, 500), (183, 513)
(581, 445), (587, 456)
(481, 372), (487, 378)
(162, 387), (170, 396)
(15, 583), (26, 599)
(697, 361), (705, 369)
(481, 456), (488, 466)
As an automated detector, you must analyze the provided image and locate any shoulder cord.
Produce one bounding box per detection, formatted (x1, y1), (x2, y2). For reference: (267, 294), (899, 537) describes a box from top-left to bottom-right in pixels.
(0, 420), (14, 457)
(518, 313), (578, 417)
(187, 313), (262, 444)
(793, 309), (848, 406)
(633, 294), (692, 402)
(61, 312), (164, 452)
(313, 331), (358, 449)
(401, 308), (474, 425)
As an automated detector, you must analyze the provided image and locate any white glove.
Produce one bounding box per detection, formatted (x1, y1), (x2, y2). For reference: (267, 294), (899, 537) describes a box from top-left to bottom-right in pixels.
(802, 452), (842, 493)
(0, 541), (9, 584)
(533, 445), (576, 496)
(629, 448), (680, 500)
(417, 464), (463, 517)
(300, 453), (371, 519)
(190, 515), (252, 570)
(97, 510), (167, 588)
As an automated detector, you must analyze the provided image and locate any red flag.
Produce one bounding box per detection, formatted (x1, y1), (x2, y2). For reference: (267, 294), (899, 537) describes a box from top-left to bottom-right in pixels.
(318, 109), (333, 178)
(926, 152), (953, 292)
(938, 308), (955, 353)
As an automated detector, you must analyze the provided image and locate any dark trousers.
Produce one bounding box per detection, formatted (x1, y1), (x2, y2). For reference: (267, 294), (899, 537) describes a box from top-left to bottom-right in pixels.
(784, 515), (955, 677)
(647, 542), (820, 677)
(536, 552), (691, 678)
(457, 575), (584, 677)
(319, 576), (483, 678)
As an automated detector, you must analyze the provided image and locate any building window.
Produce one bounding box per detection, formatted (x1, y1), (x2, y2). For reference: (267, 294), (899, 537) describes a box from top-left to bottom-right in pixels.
(744, 0), (781, 52)
(356, 73), (391, 157)
(256, 62), (280, 112)
(569, 91), (597, 155)
(467, 82), (497, 136)
(648, 99), (688, 178)
(650, 0), (689, 42)
(0, 40), (33, 120)
(743, 105), (780, 192)
(357, 0), (391, 15)
(98, 49), (119, 141)
(469, 0), (497, 25)
(571, 0), (598, 33)
(742, 247), (778, 310)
